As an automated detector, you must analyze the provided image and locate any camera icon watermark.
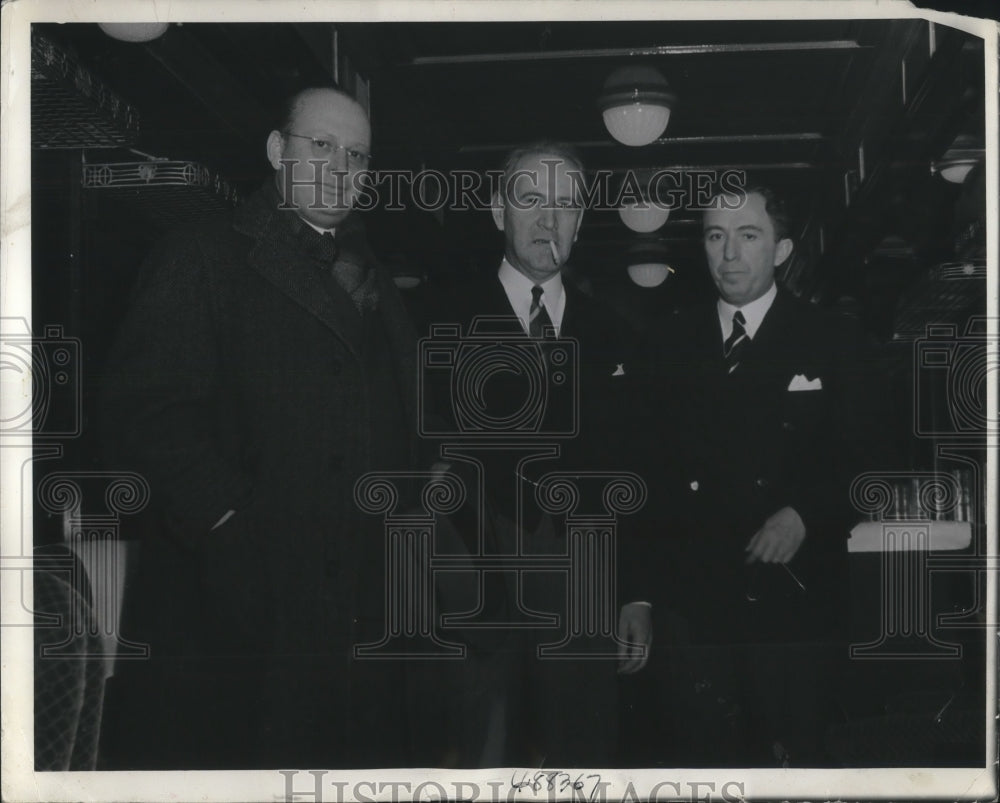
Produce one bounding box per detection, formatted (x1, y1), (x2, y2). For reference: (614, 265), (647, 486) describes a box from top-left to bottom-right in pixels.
(418, 317), (579, 438)
(913, 318), (998, 439)
(0, 318), (81, 439)
(848, 469), (982, 660)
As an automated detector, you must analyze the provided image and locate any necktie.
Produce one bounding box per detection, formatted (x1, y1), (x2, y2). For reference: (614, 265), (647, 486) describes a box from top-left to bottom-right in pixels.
(723, 310), (748, 373)
(310, 229), (378, 313)
(528, 285), (554, 338)
(321, 231), (364, 295)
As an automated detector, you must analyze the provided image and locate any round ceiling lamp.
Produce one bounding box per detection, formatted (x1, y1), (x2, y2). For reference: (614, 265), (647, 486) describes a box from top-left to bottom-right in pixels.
(625, 241), (674, 288)
(98, 23), (170, 43)
(599, 66), (676, 147)
(619, 199), (670, 233)
(627, 262), (672, 288)
(392, 274), (424, 290)
(931, 158), (978, 185)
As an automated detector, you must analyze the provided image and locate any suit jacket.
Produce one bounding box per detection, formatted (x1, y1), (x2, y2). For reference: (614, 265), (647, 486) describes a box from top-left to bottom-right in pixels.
(100, 181), (428, 768)
(650, 288), (880, 643)
(424, 273), (651, 597)
(423, 272), (648, 767)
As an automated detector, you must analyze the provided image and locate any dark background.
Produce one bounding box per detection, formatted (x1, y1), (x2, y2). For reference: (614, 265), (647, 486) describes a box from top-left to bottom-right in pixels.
(30, 17), (989, 477)
(26, 15), (992, 769)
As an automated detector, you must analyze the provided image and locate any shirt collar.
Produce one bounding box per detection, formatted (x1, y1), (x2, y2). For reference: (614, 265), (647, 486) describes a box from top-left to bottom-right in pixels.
(300, 216), (336, 237)
(498, 259), (565, 334)
(717, 281), (777, 340)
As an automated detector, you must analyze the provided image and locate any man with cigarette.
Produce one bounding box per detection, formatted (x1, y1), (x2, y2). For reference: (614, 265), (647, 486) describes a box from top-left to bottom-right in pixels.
(648, 180), (881, 766)
(427, 142), (652, 766)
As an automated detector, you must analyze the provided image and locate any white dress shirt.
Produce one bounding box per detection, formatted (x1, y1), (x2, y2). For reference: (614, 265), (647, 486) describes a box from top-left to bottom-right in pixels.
(717, 281), (777, 343)
(498, 259), (566, 336)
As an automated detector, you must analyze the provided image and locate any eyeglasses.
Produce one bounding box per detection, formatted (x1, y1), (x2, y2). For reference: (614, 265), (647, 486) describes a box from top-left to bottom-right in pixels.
(283, 132), (371, 169)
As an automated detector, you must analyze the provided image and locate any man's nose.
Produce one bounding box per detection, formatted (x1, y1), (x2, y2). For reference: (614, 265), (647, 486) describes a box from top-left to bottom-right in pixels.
(328, 145), (349, 172)
(723, 236), (739, 261)
(538, 205), (557, 230)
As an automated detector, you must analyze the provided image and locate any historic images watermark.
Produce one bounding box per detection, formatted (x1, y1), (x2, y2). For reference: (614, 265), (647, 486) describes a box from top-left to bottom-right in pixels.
(0, 318), (150, 660)
(843, 316), (998, 661)
(353, 315), (647, 660)
(913, 318), (998, 440)
(279, 770), (748, 803)
(277, 161), (749, 215)
(0, 318), (81, 441)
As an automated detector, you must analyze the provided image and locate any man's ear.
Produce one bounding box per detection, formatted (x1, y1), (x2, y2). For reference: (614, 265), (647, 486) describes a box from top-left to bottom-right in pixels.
(491, 193), (505, 232)
(774, 237), (793, 266)
(266, 130), (285, 171)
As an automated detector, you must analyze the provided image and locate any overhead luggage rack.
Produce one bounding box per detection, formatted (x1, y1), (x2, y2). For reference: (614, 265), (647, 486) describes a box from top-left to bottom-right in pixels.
(892, 261), (987, 341)
(81, 160), (241, 228)
(32, 30), (139, 149)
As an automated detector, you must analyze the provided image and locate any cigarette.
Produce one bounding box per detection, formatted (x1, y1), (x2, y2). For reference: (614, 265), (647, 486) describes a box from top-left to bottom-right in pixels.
(549, 240), (559, 264)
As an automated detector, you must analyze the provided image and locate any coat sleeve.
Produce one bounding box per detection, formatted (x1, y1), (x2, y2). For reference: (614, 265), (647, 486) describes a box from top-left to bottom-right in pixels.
(617, 318), (692, 608)
(101, 228), (255, 546)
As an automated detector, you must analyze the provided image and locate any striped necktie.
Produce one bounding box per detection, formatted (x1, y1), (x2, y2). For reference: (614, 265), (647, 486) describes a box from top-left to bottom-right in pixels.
(529, 285), (554, 338)
(723, 310), (748, 373)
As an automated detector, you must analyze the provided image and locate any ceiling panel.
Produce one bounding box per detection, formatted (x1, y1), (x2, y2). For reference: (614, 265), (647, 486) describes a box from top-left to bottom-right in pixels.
(29, 18), (987, 320)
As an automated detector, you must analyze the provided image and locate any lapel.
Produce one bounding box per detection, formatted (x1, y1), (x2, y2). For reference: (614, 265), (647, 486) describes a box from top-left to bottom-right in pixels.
(691, 301), (727, 377)
(700, 289), (796, 382)
(234, 185), (365, 359)
(560, 282), (581, 339)
(741, 289), (789, 360)
(486, 274), (522, 319)
(462, 274), (530, 337)
(727, 288), (797, 390)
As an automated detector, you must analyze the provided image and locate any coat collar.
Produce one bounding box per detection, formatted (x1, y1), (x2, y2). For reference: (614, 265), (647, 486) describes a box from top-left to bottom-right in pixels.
(232, 180), (419, 444)
(232, 179), (373, 358)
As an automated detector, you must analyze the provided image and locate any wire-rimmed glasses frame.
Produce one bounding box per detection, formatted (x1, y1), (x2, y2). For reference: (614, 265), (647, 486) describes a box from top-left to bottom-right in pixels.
(283, 132), (371, 169)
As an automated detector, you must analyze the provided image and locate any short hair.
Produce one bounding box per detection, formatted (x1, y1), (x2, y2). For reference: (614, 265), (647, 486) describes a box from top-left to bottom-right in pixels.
(272, 85), (363, 134)
(497, 141), (586, 202)
(743, 182), (793, 242)
(705, 178), (794, 242)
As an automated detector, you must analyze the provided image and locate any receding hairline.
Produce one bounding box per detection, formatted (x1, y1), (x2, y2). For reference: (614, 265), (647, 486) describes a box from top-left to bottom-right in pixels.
(505, 148), (584, 178)
(283, 87), (369, 130)
(497, 146), (587, 205)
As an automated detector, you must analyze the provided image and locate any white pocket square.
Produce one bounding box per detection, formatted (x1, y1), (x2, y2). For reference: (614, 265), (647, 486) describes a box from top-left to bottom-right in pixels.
(788, 374), (822, 391)
(612, 363), (625, 376)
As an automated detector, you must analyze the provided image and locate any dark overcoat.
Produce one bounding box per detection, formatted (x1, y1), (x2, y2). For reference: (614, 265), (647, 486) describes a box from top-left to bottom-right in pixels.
(99, 182), (428, 768)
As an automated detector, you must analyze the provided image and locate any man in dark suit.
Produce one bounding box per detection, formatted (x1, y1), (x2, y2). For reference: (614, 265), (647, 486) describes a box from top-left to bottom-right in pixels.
(99, 87), (437, 769)
(651, 181), (879, 766)
(427, 142), (652, 766)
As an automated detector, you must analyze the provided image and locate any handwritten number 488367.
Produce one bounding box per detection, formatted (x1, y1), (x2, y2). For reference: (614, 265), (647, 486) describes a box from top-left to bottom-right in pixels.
(510, 770), (602, 800)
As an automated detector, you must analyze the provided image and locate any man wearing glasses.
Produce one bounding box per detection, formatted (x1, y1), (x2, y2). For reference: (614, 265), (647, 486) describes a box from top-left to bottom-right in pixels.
(100, 87), (432, 769)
